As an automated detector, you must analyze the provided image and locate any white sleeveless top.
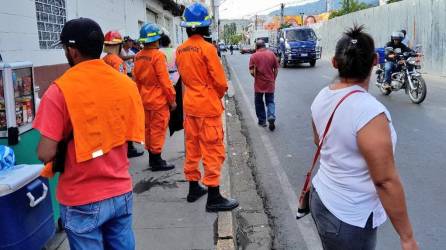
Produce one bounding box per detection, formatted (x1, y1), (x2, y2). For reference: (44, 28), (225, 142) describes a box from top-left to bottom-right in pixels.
(311, 85), (397, 228)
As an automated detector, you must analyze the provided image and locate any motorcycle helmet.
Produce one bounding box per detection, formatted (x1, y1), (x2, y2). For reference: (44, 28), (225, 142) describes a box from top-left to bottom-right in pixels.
(391, 31), (404, 41)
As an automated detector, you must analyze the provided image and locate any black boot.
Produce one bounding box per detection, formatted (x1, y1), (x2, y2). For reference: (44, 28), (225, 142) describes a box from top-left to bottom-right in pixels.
(187, 181), (208, 203)
(268, 119), (276, 131)
(206, 186), (239, 212)
(149, 152), (175, 172)
(127, 142), (144, 158)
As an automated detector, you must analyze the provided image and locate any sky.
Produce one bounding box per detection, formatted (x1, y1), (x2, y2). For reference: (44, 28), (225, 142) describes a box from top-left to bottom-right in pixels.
(219, 0), (318, 19)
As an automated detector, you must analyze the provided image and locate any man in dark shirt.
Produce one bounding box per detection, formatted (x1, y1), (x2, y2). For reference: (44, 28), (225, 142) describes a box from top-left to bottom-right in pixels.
(384, 31), (412, 88)
(249, 40), (279, 131)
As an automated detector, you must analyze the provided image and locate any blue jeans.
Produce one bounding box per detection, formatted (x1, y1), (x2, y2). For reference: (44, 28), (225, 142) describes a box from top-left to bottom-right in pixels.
(255, 92), (275, 124)
(60, 192), (135, 250)
(384, 61), (396, 84)
(310, 187), (377, 250)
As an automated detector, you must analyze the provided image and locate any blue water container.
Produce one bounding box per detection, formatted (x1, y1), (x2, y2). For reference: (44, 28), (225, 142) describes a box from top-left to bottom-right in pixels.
(376, 47), (386, 64)
(0, 164), (55, 250)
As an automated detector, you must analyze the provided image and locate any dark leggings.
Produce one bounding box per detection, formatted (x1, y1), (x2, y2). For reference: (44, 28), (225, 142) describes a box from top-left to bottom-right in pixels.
(310, 187), (377, 250)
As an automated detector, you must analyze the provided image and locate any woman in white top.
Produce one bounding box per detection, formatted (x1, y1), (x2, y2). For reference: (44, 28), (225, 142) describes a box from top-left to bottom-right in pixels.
(309, 25), (418, 250)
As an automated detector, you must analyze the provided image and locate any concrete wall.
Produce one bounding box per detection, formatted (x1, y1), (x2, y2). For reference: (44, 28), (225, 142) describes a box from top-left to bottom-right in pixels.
(0, 0), (186, 67)
(313, 0), (446, 75)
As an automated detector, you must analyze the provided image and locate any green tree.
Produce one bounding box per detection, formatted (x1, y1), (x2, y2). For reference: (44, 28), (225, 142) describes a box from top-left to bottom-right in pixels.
(280, 23), (292, 29)
(223, 23), (237, 44)
(229, 34), (243, 45)
(329, 0), (371, 19)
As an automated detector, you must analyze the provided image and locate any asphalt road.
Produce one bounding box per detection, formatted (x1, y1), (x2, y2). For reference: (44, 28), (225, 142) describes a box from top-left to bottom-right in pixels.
(226, 52), (446, 250)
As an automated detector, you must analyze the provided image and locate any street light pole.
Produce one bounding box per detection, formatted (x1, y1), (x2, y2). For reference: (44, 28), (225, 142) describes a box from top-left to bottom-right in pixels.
(280, 3), (285, 26)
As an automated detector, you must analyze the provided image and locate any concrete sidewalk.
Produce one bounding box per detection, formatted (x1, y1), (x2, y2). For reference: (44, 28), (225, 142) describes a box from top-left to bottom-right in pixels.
(49, 130), (230, 250)
(130, 131), (218, 250)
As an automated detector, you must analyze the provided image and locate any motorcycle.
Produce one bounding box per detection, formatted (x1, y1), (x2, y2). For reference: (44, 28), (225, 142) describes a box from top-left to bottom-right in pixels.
(375, 47), (427, 104)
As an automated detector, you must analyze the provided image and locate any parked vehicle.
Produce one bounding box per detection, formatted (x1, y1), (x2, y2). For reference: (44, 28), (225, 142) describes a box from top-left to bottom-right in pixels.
(240, 45), (253, 54)
(375, 47), (427, 104)
(219, 43), (227, 52)
(250, 30), (270, 49)
(273, 27), (322, 68)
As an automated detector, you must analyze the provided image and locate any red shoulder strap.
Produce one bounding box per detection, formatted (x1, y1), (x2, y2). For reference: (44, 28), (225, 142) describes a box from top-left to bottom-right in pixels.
(299, 89), (364, 202)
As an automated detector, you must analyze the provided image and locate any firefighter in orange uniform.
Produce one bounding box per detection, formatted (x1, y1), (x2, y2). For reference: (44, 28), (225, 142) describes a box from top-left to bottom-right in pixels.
(176, 2), (239, 212)
(103, 31), (127, 73)
(133, 23), (177, 171)
(103, 30), (144, 158)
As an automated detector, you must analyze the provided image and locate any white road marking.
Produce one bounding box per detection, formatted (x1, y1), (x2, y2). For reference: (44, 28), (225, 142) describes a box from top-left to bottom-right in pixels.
(322, 75), (332, 80)
(229, 65), (323, 250)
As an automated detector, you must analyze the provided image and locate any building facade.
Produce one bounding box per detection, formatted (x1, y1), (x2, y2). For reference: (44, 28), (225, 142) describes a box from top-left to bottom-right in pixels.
(0, 0), (187, 94)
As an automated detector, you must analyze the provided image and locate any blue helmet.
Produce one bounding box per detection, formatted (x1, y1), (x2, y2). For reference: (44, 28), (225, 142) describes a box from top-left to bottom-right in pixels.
(181, 2), (212, 28)
(138, 23), (162, 44)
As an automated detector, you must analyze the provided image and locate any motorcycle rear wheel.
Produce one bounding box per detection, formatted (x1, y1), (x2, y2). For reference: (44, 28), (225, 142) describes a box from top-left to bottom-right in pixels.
(408, 76), (427, 104)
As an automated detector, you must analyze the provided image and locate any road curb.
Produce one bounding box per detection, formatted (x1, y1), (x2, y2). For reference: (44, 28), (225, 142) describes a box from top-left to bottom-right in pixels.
(215, 96), (236, 250)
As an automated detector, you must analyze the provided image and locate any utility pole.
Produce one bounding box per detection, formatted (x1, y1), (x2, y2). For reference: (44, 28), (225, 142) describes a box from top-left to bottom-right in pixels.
(280, 3), (285, 26)
(255, 15), (258, 30)
(213, 0), (217, 41)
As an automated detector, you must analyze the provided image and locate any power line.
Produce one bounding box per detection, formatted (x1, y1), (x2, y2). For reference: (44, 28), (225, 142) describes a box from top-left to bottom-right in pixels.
(241, 0), (318, 18)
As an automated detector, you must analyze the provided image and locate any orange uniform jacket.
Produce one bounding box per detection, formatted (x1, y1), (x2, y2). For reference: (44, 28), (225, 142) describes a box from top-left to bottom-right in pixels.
(176, 35), (228, 117)
(133, 49), (176, 110)
(103, 53), (127, 74)
(55, 59), (145, 163)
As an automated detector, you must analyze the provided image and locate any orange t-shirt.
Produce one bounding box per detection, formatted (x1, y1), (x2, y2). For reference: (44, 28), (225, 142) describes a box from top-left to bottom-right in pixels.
(133, 48), (176, 110)
(33, 85), (131, 206)
(103, 53), (127, 74)
(176, 35), (228, 117)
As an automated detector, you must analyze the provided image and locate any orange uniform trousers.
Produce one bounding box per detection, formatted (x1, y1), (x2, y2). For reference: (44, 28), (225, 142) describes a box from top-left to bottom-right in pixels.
(144, 105), (170, 154)
(184, 115), (225, 187)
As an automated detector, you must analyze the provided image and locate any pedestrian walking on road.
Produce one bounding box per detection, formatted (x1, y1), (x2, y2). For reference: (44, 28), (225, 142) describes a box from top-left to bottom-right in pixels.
(103, 30), (145, 158)
(176, 2), (239, 212)
(309, 25), (418, 250)
(229, 44), (234, 55)
(249, 39), (279, 131)
(34, 18), (144, 249)
(133, 23), (177, 172)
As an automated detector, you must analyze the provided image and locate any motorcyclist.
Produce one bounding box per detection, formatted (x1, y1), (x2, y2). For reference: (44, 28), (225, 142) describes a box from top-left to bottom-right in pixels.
(384, 31), (413, 88)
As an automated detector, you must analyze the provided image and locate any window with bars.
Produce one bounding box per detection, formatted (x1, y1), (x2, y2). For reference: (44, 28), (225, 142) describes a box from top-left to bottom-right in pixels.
(35, 0), (66, 49)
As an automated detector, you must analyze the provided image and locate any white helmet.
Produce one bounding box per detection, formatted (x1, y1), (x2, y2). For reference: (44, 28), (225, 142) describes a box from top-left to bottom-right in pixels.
(391, 31), (404, 41)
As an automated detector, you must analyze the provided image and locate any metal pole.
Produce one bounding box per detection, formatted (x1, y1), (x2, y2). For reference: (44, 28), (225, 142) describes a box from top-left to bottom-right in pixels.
(280, 3), (285, 26)
(255, 15), (258, 30)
